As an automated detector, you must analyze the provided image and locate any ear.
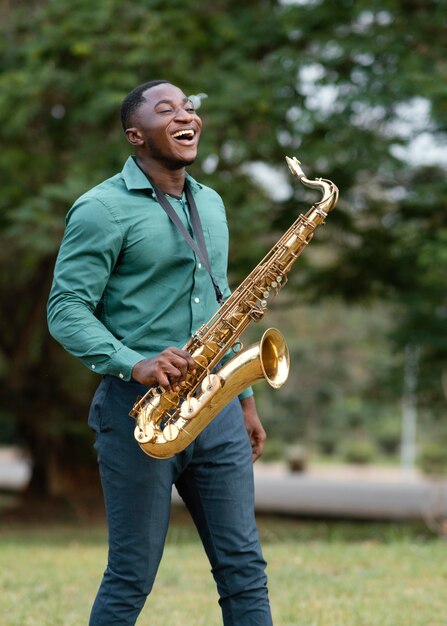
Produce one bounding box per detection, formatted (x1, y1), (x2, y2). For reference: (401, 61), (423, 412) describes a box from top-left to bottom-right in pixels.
(125, 127), (144, 146)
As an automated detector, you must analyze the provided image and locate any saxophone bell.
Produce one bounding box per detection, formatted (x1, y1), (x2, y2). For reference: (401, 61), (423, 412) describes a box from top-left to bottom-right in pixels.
(137, 328), (289, 459)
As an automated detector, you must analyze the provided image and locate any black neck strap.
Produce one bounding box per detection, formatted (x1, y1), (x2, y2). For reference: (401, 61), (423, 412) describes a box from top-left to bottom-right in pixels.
(144, 175), (223, 305)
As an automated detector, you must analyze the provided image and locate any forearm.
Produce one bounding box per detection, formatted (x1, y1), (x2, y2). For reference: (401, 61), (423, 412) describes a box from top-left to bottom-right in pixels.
(47, 296), (144, 380)
(47, 196), (144, 380)
(240, 395), (256, 414)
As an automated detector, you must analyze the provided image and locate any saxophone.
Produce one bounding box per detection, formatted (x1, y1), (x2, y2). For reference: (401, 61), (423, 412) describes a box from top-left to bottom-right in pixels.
(130, 157), (339, 458)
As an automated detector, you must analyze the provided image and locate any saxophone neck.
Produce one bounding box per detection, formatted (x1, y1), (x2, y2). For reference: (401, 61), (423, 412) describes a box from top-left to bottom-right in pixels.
(286, 156), (339, 215)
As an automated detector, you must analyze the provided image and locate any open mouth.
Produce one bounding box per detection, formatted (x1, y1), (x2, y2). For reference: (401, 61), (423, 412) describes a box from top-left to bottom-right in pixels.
(171, 129), (196, 143)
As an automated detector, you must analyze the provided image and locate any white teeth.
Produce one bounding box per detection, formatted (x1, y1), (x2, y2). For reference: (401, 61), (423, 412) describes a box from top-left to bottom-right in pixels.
(172, 129), (195, 139)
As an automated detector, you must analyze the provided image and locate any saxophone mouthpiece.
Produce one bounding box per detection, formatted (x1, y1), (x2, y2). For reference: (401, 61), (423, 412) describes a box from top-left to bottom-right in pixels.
(285, 156), (305, 179)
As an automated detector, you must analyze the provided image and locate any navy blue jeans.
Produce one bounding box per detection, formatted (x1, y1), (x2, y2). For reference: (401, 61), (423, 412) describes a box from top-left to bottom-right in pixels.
(88, 375), (272, 626)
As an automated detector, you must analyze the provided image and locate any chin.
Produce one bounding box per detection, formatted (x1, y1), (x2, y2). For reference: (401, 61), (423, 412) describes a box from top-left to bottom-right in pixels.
(182, 157), (197, 166)
(168, 154), (197, 169)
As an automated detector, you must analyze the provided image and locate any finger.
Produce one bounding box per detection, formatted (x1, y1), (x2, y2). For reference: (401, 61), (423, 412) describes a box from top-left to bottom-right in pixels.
(252, 446), (262, 462)
(163, 364), (185, 390)
(165, 359), (191, 384)
(154, 360), (183, 387)
(167, 348), (197, 372)
(155, 370), (172, 390)
(161, 352), (192, 377)
(252, 435), (265, 462)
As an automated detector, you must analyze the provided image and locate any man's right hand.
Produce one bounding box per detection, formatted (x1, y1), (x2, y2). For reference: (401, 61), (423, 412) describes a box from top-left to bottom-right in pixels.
(131, 348), (196, 391)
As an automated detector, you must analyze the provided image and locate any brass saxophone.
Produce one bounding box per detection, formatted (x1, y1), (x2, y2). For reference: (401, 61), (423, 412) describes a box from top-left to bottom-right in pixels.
(130, 157), (339, 458)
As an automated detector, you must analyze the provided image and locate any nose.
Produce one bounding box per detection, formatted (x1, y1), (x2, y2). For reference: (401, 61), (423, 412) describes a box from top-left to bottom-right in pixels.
(174, 106), (194, 122)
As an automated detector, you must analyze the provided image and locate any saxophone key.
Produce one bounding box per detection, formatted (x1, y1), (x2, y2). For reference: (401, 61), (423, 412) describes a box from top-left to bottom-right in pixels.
(134, 422), (155, 444)
(232, 341), (243, 354)
(191, 354), (209, 371)
(201, 373), (221, 395)
(203, 340), (220, 357)
(180, 396), (201, 420)
(163, 422), (180, 442)
(159, 391), (180, 408)
(248, 306), (266, 321)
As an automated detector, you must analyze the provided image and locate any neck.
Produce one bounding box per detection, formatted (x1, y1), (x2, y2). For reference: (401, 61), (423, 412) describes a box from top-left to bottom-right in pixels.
(136, 156), (186, 196)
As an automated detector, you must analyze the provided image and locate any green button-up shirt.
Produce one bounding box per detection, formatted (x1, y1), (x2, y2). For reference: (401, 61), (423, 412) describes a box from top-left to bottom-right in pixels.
(47, 156), (252, 399)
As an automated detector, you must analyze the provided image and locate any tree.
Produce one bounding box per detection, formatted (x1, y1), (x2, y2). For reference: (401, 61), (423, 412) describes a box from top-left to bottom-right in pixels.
(0, 0), (295, 499)
(0, 0), (445, 500)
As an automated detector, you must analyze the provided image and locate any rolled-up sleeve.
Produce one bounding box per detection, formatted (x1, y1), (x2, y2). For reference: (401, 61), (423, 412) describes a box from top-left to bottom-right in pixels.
(47, 196), (144, 380)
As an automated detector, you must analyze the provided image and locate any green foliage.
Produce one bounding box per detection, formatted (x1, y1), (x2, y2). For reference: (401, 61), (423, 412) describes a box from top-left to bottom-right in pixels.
(372, 416), (402, 456)
(259, 437), (285, 462)
(340, 438), (377, 465)
(0, 0), (445, 494)
(0, 0), (292, 493)
(418, 441), (447, 476)
(415, 411), (447, 478)
(249, 302), (403, 458)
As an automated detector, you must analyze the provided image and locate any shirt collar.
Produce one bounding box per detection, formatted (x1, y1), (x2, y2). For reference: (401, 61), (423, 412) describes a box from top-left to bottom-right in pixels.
(122, 156), (202, 195)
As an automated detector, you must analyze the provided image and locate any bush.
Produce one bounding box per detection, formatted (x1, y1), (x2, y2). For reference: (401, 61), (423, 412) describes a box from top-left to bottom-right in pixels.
(261, 437), (285, 462)
(375, 420), (401, 456)
(340, 439), (377, 465)
(418, 443), (447, 476)
(316, 432), (338, 456)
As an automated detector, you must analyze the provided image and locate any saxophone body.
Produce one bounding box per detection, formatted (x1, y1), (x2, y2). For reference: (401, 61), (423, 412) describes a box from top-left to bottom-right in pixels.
(130, 157), (339, 458)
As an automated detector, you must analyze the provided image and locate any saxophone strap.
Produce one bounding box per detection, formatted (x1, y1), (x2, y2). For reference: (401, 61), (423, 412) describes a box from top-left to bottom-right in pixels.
(146, 177), (223, 305)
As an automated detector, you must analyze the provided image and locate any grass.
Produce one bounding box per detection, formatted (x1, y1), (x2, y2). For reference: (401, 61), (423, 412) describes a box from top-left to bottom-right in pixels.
(0, 508), (446, 626)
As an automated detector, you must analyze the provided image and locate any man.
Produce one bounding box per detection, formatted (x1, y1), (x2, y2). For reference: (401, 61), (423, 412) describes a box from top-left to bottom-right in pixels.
(47, 80), (273, 626)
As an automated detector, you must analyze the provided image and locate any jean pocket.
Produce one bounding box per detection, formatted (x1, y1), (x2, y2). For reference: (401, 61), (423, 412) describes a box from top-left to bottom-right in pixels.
(88, 376), (113, 433)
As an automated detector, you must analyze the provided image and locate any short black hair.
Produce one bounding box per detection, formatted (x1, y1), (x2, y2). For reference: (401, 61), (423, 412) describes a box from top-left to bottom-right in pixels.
(120, 80), (168, 131)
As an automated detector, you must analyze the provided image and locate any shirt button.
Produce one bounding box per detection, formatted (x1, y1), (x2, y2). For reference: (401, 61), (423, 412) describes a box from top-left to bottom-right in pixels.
(198, 263), (202, 269)
(194, 297), (200, 304)
(91, 364), (96, 370)
(119, 373), (124, 379)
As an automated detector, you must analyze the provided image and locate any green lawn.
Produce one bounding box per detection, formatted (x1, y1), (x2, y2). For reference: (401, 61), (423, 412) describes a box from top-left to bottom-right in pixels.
(0, 510), (445, 626)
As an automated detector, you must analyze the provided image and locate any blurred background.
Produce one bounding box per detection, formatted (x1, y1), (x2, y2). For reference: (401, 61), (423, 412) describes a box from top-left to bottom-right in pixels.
(0, 0), (446, 516)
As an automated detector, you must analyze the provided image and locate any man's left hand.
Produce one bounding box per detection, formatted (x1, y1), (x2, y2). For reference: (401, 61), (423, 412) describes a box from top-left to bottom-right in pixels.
(240, 396), (266, 462)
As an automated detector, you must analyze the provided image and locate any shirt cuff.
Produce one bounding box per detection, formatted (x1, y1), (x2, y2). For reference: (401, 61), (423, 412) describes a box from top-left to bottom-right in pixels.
(238, 386), (254, 401)
(91, 344), (146, 381)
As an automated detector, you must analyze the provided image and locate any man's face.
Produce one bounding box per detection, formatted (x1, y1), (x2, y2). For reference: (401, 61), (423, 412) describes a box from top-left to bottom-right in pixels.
(130, 83), (202, 168)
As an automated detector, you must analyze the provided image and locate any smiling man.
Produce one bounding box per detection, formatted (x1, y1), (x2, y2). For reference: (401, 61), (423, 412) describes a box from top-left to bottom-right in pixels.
(47, 80), (273, 626)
